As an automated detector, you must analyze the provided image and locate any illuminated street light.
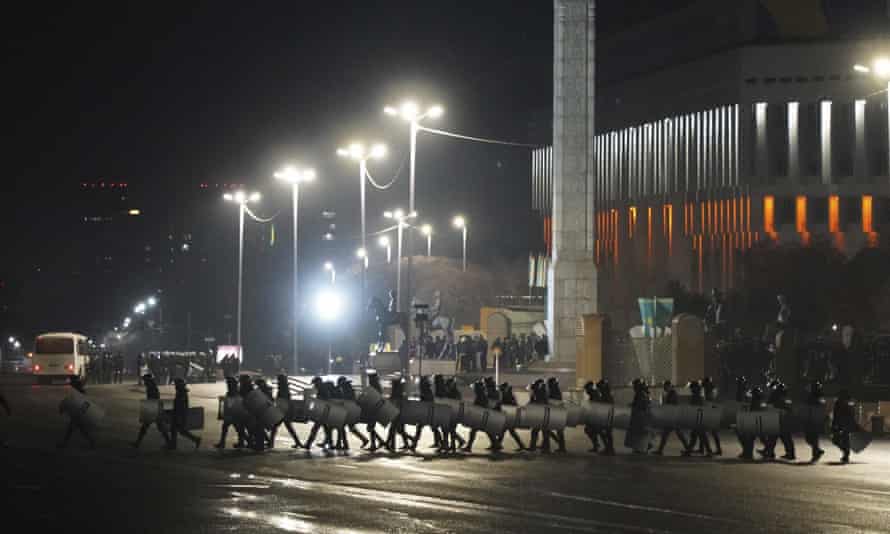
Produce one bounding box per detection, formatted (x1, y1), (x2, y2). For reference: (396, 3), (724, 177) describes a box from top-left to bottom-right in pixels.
(323, 261), (336, 285)
(379, 235), (392, 263)
(356, 247), (369, 270)
(420, 224), (433, 257)
(13, 340), (20, 349)
(384, 99), (444, 314)
(7, 337), (13, 344)
(383, 209), (418, 312)
(224, 189), (262, 348)
(854, 57), (890, 180)
(134, 302), (147, 314)
(453, 215), (468, 272)
(147, 296), (157, 307)
(316, 288), (342, 374)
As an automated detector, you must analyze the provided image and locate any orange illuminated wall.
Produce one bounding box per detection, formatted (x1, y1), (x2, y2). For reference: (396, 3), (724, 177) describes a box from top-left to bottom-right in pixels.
(796, 196), (809, 245)
(629, 206), (637, 239)
(862, 195), (873, 233)
(828, 196), (840, 233)
(763, 195), (776, 238)
(543, 216), (552, 254)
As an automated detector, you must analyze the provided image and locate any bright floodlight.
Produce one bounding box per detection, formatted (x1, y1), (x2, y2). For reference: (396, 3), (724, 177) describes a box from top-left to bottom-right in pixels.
(134, 302), (146, 314)
(147, 296), (157, 307)
(349, 143), (365, 159)
(420, 224), (432, 236)
(336, 148), (349, 157)
(13, 341), (20, 348)
(323, 261), (334, 271)
(275, 166), (314, 184)
(453, 215), (466, 229)
(400, 101), (419, 120)
(854, 64), (871, 73)
(7, 337), (13, 343)
(316, 290), (342, 322)
(249, 192), (261, 202)
(427, 105), (444, 119)
(393, 208), (405, 219)
(383, 106), (398, 116)
(234, 191), (247, 203)
(379, 235), (390, 247)
(370, 144), (387, 159)
(223, 193), (234, 201)
(874, 58), (890, 78)
(356, 247), (367, 258)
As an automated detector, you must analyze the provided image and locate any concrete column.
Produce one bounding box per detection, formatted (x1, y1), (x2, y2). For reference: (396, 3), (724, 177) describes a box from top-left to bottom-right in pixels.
(854, 99), (867, 178)
(548, 0), (598, 364)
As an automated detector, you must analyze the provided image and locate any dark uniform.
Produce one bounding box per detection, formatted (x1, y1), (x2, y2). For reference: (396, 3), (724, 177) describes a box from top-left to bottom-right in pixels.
(239, 375), (265, 451)
(444, 378), (466, 452)
(499, 382), (525, 451)
(168, 378), (201, 450)
(270, 374), (303, 449)
(804, 381), (825, 463)
(255, 379), (277, 448)
(337, 376), (369, 450)
(626, 379), (652, 454)
(57, 376), (95, 449)
(737, 386), (764, 460)
(654, 380), (689, 455)
(582, 381), (601, 452)
(701, 377), (722, 456)
(409, 376), (441, 452)
(683, 381), (713, 456)
(761, 382), (795, 461)
(831, 389), (856, 463)
(463, 381), (500, 453)
(215, 377), (249, 449)
(365, 373), (387, 452)
(385, 377), (413, 451)
(527, 379), (552, 453)
(546, 377), (567, 453)
(595, 380), (616, 455)
(132, 375), (171, 448)
(304, 377), (335, 450)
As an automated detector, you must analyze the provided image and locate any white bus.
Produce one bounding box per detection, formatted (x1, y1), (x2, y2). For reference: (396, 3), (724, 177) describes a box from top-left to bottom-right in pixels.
(33, 332), (90, 383)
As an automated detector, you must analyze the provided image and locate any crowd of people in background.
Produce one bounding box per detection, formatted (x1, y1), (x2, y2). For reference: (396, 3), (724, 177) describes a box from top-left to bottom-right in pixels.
(86, 353), (126, 384)
(401, 332), (549, 373)
(135, 352), (218, 385)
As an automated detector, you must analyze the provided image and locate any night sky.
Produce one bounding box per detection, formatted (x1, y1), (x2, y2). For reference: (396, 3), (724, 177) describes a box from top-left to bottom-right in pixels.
(3, 1), (878, 360)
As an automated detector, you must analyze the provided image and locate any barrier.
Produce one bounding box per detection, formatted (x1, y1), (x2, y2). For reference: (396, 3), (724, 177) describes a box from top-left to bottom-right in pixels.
(549, 400), (584, 427)
(677, 404), (722, 431)
(517, 404), (567, 431)
(307, 399), (348, 428)
(218, 396), (253, 425)
(400, 401), (452, 428)
(60, 390), (105, 428)
(357, 388), (383, 410)
(736, 409), (782, 436)
(720, 400), (744, 428)
(140, 399), (164, 424)
(163, 407), (204, 431)
(276, 399), (309, 423)
(434, 397), (466, 427)
(461, 404), (507, 435)
(501, 405), (522, 429)
(648, 404), (680, 428)
(245, 390), (285, 428)
(334, 400), (362, 426)
(581, 401), (614, 428)
(611, 406), (632, 430)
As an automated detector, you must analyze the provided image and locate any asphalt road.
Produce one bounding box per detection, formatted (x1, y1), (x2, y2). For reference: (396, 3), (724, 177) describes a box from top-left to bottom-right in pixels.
(1, 380), (889, 533)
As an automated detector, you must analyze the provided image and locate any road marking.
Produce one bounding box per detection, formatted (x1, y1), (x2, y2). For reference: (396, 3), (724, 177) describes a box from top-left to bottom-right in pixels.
(549, 492), (738, 523)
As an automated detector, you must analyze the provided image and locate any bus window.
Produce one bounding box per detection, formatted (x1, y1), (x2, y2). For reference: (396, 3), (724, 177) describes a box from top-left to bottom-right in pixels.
(36, 337), (74, 354)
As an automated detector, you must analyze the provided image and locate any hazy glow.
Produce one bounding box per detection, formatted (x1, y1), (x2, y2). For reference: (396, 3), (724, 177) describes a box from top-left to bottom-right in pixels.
(370, 143), (387, 159)
(249, 192), (261, 202)
(316, 290), (342, 321)
(420, 224), (432, 236)
(128, 209), (141, 216)
(234, 191), (247, 203)
(349, 143), (365, 159)
(147, 296), (157, 307)
(323, 261), (333, 271)
(874, 58), (890, 78)
(400, 101), (419, 120)
(134, 303), (146, 314)
(378, 236), (390, 247)
(223, 193), (234, 201)
(393, 208), (405, 219)
(854, 64), (871, 73)
(356, 247), (367, 258)
(452, 215), (466, 229)
(427, 105), (444, 118)
(274, 166), (314, 185)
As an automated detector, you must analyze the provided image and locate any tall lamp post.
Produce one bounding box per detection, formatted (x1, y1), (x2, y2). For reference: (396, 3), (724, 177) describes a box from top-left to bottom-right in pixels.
(853, 58), (890, 174)
(420, 224), (433, 257)
(223, 190), (261, 349)
(316, 289), (342, 375)
(379, 235), (392, 264)
(453, 215), (468, 272)
(337, 143), (386, 315)
(384, 101), (443, 311)
(383, 209), (417, 312)
(275, 165), (315, 375)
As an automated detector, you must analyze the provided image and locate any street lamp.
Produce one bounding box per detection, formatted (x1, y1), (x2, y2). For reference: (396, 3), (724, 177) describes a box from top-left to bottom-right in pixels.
(323, 261), (336, 285)
(356, 247), (369, 269)
(337, 142), (386, 321)
(453, 215), (468, 272)
(223, 189), (262, 350)
(420, 224), (433, 257)
(134, 302), (146, 314)
(275, 165), (315, 375)
(853, 57), (890, 174)
(379, 235), (392, 264)
(316, 289), (343, 374)
(383, 209), (418, 312)
(384, 101), (443, 321)
(147, 296), (157, 307)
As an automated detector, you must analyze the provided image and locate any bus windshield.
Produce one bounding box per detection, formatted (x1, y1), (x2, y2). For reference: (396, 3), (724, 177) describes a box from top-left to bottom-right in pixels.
(36, 337), (75, 354)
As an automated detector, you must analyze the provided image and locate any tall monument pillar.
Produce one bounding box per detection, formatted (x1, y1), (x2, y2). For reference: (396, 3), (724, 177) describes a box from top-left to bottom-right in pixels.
(548, 0), (597, 364)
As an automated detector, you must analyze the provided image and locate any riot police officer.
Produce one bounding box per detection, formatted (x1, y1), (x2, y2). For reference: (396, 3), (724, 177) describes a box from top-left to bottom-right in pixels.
(737, 385), (765, 460)
(595, 379), (616, 455)
(527, 379), (552, 453)
(831, 389), (856, 463)
(683, 381), (713, 456)
(804, 381), (825, 463)
(701, 377), (722, 456)
(546, 377), (567, 453)
(582, 381), (601, 452)
(214, 377), (248, 449)
(443, 378), (466, 452)
(255, 379), (277, 448)
(654, 380), (689, 455)
(385, 377), (414, 452)
(626, 379), (652, 454)
(498, 382), (525, 451)
(132, 374), (171, 448)
(239, 375), (265, 451)
(365, 372), (387, 452)
(269, 374), (303, 449)
(57, 376), (96, 449)
(463, 381), (501, 453)
(337, 376), (369, 450)
(409, 376), (441, 452)
(304, 377), (336, 451)
(761, 381), (795, 461)
(168, 378), (201, 450)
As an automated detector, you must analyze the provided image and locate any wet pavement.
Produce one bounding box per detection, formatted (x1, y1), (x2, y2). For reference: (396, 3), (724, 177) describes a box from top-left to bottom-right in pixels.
(1, 381), (889, 533)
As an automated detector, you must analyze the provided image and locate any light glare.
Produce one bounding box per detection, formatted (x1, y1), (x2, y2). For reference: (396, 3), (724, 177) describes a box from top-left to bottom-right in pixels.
(452, 215), (466, 229)
(370, 144), (387, 159)
(420, 224), (432, 236)
(874, 58), (890, 78)
(316, 290), (342, 322)
(378, 236), (390, 247)
(427, 105), (444, 118)
(356, 247), (367, 258)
